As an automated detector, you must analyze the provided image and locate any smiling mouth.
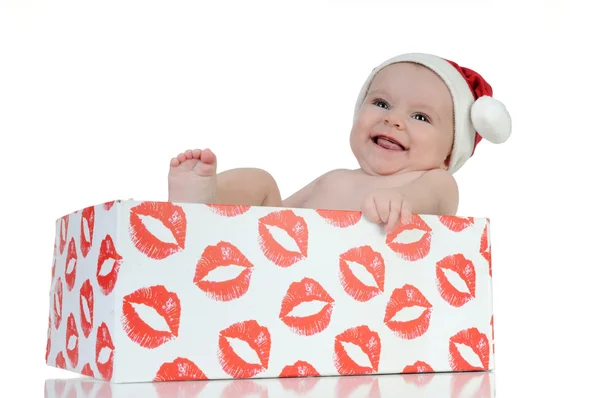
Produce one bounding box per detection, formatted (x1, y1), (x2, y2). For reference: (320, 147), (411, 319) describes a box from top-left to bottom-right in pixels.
(371, 135), (406, 151)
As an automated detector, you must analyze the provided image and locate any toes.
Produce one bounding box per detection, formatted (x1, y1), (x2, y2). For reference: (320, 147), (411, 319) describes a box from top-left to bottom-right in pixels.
(172, 149), (215, 168)
(200, 148), (217, 165)
(192, 160), (217, 177)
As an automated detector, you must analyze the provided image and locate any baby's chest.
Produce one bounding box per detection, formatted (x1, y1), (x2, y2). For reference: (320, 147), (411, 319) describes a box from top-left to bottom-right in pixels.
(303, 171), (422, 211)
(304, 174), (373, 211)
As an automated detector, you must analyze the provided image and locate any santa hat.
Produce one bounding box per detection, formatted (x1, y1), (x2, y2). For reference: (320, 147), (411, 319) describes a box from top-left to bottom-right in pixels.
(353, 53), (511, 174)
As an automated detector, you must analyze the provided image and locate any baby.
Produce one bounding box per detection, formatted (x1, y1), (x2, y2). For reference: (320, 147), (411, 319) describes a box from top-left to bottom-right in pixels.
(167, 53), (511, 233)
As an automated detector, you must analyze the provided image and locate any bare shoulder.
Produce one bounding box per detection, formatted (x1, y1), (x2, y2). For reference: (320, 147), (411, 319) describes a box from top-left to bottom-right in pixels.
(282, 169), (348, 208)
(420, 168), (457, 188)
(421, 169), (459, 214)
(319, 168), (354, 180)
(401, 168), (458, 215)
(310, 168), (351, 185)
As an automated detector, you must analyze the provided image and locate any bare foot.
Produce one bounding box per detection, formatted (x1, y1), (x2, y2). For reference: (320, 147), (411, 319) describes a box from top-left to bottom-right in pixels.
(168, 148), (218, 203)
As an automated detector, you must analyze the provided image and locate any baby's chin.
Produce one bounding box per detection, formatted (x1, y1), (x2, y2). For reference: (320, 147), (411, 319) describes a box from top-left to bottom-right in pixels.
(358, 160), (413, 176)
(357, 151), (445, 176)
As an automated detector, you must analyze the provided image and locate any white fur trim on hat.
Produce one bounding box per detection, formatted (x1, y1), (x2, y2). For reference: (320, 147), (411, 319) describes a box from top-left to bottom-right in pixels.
(353, 53), (511, 174)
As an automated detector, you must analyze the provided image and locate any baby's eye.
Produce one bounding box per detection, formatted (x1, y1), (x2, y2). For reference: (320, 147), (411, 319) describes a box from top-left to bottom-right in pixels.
(412, 113), (430, 123)
(372, 99), (389, 109)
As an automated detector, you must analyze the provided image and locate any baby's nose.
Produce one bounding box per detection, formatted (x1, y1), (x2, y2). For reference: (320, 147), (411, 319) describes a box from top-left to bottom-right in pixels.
(385, 117), (405, 130)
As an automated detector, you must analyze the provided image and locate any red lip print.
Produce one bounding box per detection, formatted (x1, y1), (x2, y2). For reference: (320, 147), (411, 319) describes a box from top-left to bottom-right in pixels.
(55, 351), (66, 369)
(80, 206), (95, 258)
(46, 338), (51, 362)
(79, 279), (94, 338)
(258, 210), (308, 267)
(218, 319), (272, 378)
(193, 241), (254, 302)
(129, 201), (187, 259)
(96, 322), (115, 380)
(65, 238), (77, 291)
(104, 201), (115, 211)
(403, 361), (434, 387)
(339, 246), (385, 302)
(279, 361), (320, 394)
(385, 215), (432, 261)
(333, 325), (381, 375)
(439, 216), (475, 232)
(280, 360), (320, 377)
(53, 277), (63, 330)
(46, 316), (51, 362)
(480, 223), (491, 276)
(436, 254), (476, 307)
(449, 327), (490, 371)
(66, 313), (79, 368)
(279, 277), (334, 336)
(491, 315), (494, 353)
(403, 360), (433, 373)
(59, 215), (69, 255)
(384, 284), (432, 340)
(316, 209), (361, 228)
(207, 204), (250, 217)
(51, 257), (56, 280)
(122, 285), (181, 349)
(97, 234), (122, 295)
(81, 363), (94, 377)
(154, 357), (207, 381)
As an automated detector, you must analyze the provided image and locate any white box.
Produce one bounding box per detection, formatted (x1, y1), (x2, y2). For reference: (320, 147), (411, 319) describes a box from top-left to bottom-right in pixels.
(46, 199), (495, 383)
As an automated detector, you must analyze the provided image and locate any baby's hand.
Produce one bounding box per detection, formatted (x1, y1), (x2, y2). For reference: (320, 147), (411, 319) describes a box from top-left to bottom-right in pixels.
(361, 188), (412, 234)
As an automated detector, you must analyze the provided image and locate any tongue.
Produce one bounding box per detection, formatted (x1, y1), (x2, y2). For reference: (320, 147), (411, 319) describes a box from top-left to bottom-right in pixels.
(377, 137), (402, 151)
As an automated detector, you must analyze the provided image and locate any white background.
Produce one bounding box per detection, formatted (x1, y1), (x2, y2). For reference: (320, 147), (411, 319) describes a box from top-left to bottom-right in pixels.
(1, 0), (598, 396)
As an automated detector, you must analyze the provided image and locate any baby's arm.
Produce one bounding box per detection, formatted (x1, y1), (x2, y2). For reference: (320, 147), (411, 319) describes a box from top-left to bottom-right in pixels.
(396, 169), (459, 215)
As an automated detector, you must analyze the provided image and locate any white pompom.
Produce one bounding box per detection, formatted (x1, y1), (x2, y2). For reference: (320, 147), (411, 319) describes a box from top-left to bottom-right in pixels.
(470, 96), (512, 144)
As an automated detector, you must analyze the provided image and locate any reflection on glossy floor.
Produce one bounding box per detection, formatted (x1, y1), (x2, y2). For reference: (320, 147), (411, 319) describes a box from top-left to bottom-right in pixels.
(45, 371), (494, 397)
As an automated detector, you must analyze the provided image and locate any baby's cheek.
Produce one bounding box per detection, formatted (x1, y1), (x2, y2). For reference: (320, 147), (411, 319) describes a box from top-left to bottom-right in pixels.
(351, 119), (370, 138)
(359, 108), (381, 124)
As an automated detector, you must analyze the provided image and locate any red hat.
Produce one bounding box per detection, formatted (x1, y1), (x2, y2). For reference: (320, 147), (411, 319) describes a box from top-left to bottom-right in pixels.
(354, 53), (512, 173)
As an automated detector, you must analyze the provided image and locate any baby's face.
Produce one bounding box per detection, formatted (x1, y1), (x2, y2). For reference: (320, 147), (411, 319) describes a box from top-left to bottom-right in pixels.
(350, 62), (454, 176)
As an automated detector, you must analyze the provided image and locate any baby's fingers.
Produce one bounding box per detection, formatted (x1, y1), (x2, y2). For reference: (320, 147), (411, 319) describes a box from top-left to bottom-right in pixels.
(375, 197), (391, 226)
(385, 200), (412, 233)
(385, 200), (402, 233)
(361, 195), (382, 224)
(400, 200), (412, 225)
